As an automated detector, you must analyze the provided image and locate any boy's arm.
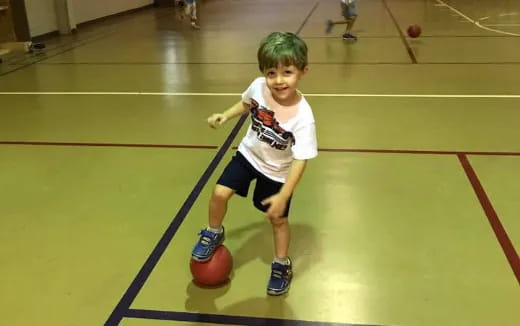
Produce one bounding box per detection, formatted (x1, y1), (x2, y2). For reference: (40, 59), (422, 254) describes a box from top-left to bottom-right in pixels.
(262, 159), (308, 219)
(279, 159), (307, 199)
(208, 100), (249, 128)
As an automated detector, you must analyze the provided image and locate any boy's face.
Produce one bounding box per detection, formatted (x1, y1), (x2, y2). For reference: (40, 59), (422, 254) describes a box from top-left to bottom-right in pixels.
(263, 64), (308, 106)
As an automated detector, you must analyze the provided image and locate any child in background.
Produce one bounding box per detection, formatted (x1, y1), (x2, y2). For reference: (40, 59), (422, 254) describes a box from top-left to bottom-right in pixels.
(326, 0), (358, 41)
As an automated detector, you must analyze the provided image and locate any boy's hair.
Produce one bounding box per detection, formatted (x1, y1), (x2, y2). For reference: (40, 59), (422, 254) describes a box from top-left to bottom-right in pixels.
(257, 32), (308, 72)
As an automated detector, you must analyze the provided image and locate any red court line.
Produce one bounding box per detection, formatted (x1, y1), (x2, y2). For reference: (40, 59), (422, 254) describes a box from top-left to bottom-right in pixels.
(2, 141), (520, 156)
(458, 154), (520, 285)
(0, 141), (217, 150)
(318, 148), (520, 156)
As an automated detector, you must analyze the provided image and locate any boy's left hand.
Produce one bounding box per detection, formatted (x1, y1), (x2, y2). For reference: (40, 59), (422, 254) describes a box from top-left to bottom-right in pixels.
(261, 193), (288, 219)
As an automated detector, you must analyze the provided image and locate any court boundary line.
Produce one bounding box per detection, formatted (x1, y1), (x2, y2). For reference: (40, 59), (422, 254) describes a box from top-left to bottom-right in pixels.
(0, 140), (217, 150)
(125, 309), (387, 326)
(458, 154), (520, 284)
(2, 91), (520, 98)
(436, 0), (520, 37)
(381, 0), (417, 64)
(2, 141), (520, 156)
(104, 114), (248, 326)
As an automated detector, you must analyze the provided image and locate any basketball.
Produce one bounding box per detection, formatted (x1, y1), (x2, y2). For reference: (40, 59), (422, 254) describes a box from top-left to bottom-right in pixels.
(407, 24), (421, 38)
(190, 245), (233, 286)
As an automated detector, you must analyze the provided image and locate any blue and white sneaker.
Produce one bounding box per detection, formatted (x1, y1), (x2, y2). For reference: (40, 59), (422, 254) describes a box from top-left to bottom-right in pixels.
(267, 257), (292, 296)
(191, 227), (225, 262)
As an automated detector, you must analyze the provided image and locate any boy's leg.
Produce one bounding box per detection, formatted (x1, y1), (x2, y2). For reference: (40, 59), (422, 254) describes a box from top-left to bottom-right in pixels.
(192, 152), (254, 262)
(271, 216), (290, 259)
(345, 15), (357, 34)
(184, 0), (199, 28)
(209, 184), (234, 229)
(268, 217), (293, 296)
(341, 1), (358, 40)
(253, 177), (293, 295)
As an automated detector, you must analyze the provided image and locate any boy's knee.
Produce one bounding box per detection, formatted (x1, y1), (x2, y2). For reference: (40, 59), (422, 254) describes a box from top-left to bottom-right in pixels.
(270, 216), (288, 227)
(211, 185), (234, 202)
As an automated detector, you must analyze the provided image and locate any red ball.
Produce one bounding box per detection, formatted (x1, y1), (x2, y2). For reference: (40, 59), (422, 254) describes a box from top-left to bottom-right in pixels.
(190, 245), (233, 286)
(407, 24), (421, 38)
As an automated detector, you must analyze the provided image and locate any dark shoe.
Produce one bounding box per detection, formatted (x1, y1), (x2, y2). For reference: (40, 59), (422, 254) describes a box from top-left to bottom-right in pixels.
(191, 227), (225, 262)
(342, 33), (357, 41)
(267, 257), (292, 296)
(325, 19), (334, 34)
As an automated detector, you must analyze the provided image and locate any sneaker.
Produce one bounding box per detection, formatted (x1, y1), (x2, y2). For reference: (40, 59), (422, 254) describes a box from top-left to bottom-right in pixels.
(191, 227), (225, 262)
(191, 21), (200, 29)
(325, 19), (334, 34)
(267, 257), (292, 296)
(342, 33), (357, 41)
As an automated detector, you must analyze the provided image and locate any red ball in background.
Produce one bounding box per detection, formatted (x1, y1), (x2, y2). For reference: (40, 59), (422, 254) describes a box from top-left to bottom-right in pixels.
(190, 245), (233, 286)
(407, 24), (422, 38)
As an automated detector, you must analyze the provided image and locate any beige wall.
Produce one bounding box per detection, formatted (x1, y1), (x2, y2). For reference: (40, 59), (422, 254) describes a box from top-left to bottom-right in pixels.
(24, 0), (153, 37)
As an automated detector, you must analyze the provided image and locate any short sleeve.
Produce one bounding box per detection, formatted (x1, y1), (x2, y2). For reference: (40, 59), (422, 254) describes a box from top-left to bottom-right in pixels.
(291, 122), (318, 160)
(241, 77), (264, 104)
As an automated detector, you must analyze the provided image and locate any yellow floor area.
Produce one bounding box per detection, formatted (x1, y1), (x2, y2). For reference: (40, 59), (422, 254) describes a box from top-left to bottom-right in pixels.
(0, 1), (519, 326)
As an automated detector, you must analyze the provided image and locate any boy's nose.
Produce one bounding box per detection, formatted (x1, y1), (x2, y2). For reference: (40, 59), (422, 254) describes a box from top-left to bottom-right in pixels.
(275, 75), (283, 84)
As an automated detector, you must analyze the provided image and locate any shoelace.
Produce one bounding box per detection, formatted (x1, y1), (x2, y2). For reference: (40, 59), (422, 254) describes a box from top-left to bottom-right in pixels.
(198, 230), (216, 247)
(271, 269), (284, 279)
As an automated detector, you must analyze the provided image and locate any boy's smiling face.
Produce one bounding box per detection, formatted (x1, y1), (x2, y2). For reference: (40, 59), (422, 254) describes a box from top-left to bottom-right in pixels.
(263, 64), (308, 106)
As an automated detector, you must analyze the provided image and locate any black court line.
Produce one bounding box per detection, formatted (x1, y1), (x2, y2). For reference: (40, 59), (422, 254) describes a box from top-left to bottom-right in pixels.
(381, 0), (418, 64)
(458, 154), (520, 284)
(104, 114), (248, 326)
(0, 33), (113, 77)
(126, 309), (387, 326)
(295, 1), (321, 35)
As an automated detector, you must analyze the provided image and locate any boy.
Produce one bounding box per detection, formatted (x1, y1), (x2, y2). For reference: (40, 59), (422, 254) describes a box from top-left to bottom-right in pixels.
(191, 32), (318, 296)
(326, 0), (358, 41)
(183, 0), (199, 29)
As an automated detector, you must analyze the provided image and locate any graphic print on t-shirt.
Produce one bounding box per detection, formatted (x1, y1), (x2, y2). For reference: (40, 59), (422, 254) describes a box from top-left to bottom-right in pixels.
(248, 98), (295, 150)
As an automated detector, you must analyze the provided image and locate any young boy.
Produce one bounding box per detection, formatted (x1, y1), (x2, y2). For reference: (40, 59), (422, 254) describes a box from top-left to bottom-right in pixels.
(326, 0), (358, 41)
(183, 0), (199, 29)
(191, 32), (318, 296)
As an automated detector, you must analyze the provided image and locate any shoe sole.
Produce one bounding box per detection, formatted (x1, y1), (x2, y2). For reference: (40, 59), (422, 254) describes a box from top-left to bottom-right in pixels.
(267, 286), (290, 296)
(191, 255), (211, 263)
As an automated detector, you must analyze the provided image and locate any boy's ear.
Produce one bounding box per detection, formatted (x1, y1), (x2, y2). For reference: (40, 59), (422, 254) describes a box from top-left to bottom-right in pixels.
(301, 66), (309, 77)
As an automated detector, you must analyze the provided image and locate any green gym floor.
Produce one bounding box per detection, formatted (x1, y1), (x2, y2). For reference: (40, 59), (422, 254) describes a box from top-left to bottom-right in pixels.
(1, 0), (519, 325)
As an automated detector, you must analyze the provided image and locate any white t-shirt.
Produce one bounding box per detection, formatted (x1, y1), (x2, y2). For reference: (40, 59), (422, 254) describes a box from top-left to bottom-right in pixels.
(238, 77), (318, 182)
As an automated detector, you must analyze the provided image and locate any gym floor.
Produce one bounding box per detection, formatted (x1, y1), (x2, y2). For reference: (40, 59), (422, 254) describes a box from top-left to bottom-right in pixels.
(0, 0), (519, 326)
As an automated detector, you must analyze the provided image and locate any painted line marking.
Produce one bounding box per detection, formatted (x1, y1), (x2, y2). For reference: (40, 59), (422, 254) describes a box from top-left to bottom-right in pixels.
(458, 154), (520, 285)
(382, 0), (417, 64)
(2, 91), (520, 98)
(103, 114), (248, 326)
(126, 309), (388, 326)
(2, 141), (520, 157)
(436, 0), (520, 36)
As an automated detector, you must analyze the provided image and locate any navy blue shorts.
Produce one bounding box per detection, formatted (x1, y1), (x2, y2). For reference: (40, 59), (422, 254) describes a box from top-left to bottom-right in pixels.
(217, 151), (292, 217)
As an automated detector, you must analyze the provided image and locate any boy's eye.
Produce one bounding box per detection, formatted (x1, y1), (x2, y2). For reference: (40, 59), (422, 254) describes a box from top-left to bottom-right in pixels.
(284, 70), (293, 74)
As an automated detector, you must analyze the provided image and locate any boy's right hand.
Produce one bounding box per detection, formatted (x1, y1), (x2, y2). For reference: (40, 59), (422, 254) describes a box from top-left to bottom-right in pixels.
(207, 113), (227, 129)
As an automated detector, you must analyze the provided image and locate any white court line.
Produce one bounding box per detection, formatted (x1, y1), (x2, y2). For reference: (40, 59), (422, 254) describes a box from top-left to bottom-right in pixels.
(1, 91), (520, 98)
(486, 24), (520, 27)
(436, 0), (520, 36)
